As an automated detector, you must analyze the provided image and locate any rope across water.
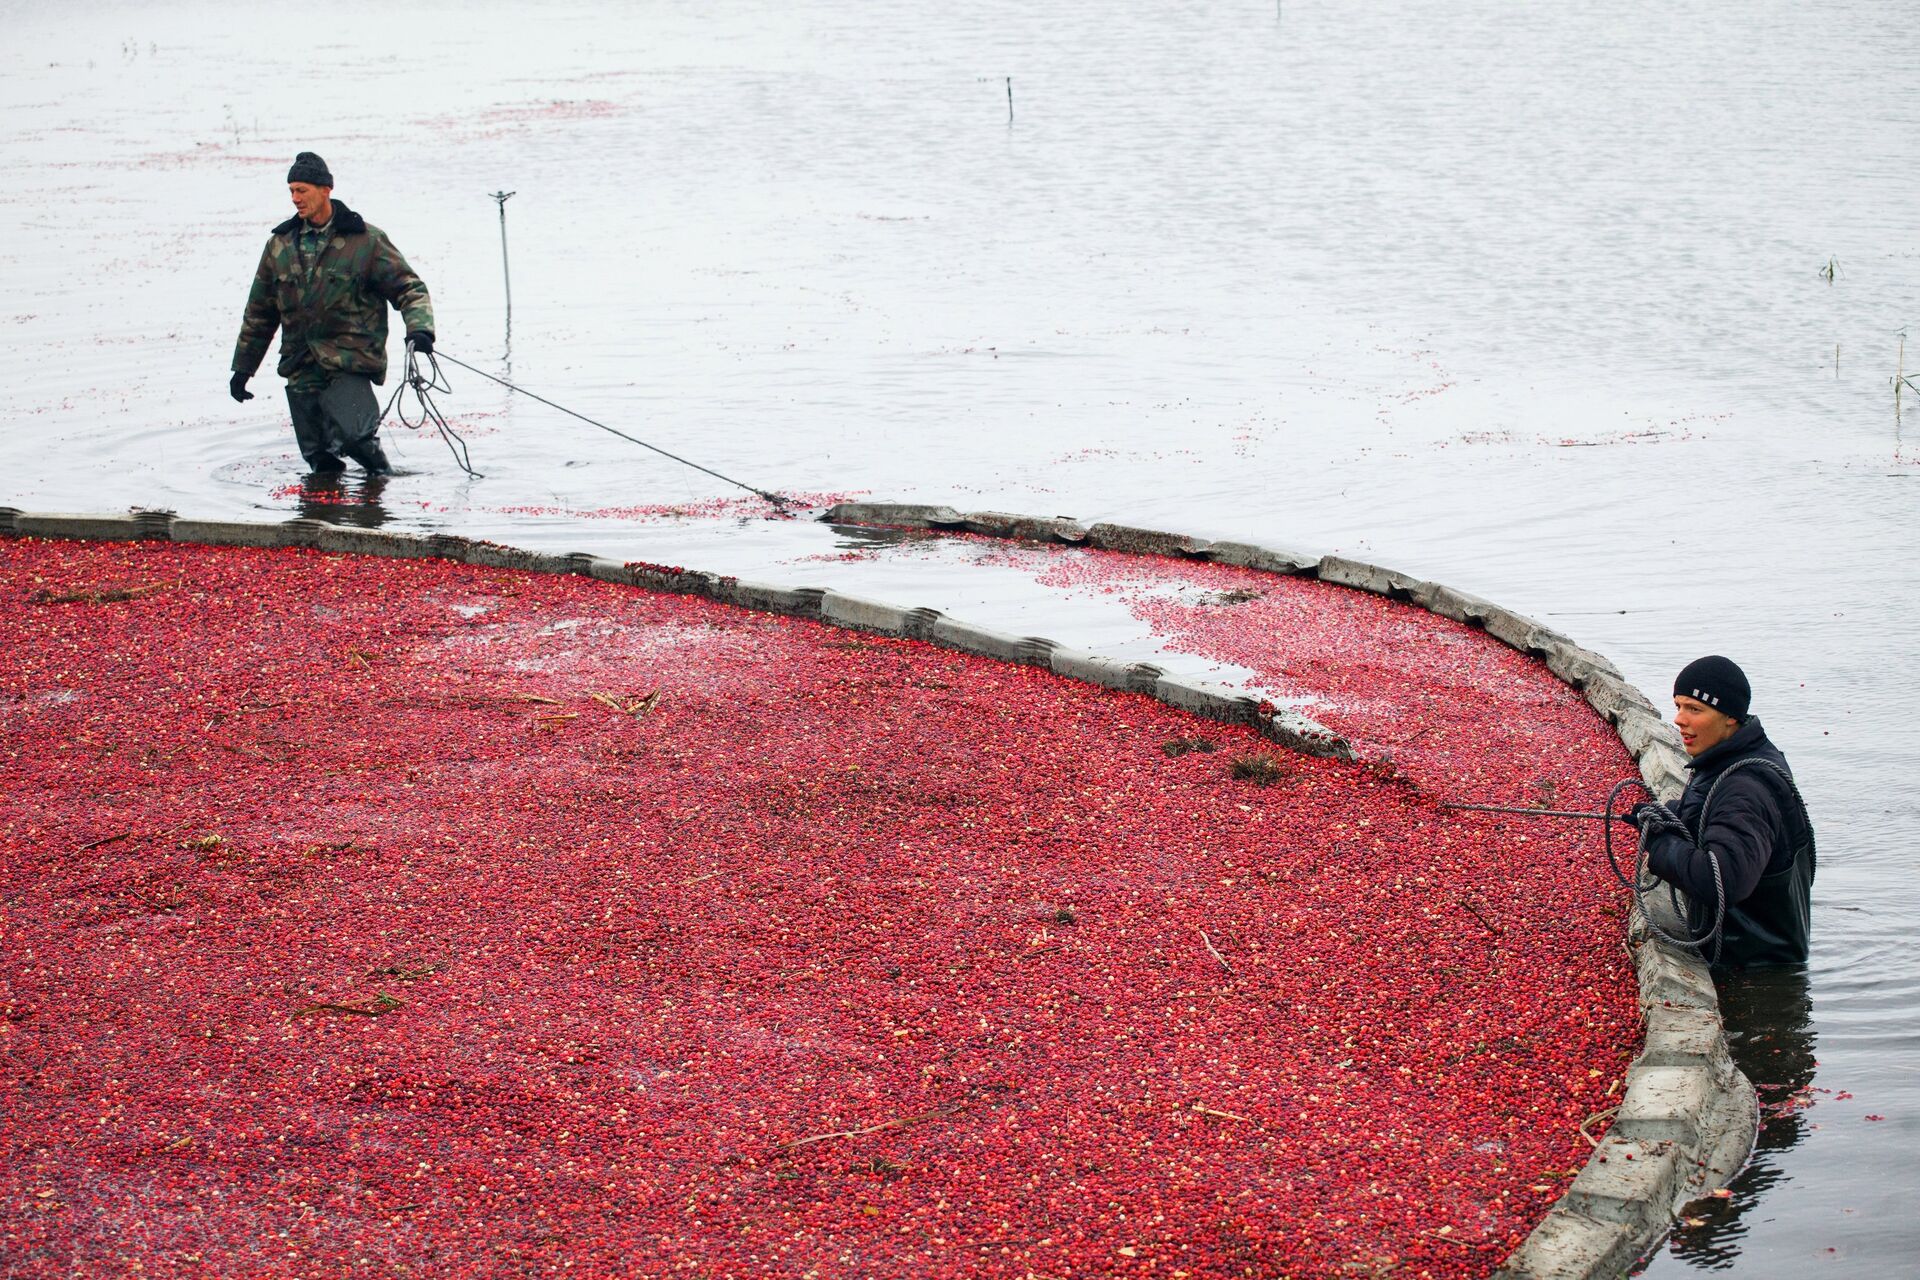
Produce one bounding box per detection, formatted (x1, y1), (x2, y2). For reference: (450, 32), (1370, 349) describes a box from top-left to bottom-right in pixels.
(381, 346), (793, 507)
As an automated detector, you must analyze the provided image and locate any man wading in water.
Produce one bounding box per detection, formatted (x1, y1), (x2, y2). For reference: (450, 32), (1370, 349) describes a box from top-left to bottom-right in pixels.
(1631, 656), (1815, 966)
(229, 152), (434, 476)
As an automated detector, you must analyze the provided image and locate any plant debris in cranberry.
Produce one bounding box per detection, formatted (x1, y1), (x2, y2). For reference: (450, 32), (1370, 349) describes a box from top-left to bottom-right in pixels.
(0, 536), (1636, 1278)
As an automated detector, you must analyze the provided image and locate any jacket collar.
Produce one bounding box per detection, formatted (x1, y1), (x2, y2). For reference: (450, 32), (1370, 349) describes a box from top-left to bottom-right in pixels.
(1686, 716), (1769, 775)
(272, 200), (366, 237)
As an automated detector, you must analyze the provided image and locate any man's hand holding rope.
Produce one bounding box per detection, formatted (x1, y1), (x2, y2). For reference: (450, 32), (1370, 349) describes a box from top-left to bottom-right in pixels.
(380, 335), (481, 478)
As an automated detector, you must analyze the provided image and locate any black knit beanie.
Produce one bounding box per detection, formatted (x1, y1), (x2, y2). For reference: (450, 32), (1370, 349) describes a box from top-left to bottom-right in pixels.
(1674, 655), (1751, 721)
(287, 151), (333, 187)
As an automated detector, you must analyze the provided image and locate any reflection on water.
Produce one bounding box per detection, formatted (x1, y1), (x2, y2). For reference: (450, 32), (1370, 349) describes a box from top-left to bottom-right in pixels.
(291, 474), (392, 528)
(826, 522), (945, 551)
(1643, 968), (1817, 1272)
(1727, 969), (1822, 1160)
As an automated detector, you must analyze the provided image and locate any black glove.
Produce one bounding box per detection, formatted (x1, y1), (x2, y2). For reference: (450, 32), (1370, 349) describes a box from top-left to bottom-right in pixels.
(229, 372), (254, 403)
(1622, 800), (1675, 835)
(406, 330), (434, 355)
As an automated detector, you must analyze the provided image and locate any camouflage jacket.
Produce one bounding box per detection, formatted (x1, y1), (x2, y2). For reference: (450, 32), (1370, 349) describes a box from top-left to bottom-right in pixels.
(231, 201), (434, 386)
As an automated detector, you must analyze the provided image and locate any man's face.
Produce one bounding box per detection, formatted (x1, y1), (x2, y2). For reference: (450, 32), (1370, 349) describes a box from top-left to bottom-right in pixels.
(289, 182), (331, 223)
(1673, 695), (1739, 757)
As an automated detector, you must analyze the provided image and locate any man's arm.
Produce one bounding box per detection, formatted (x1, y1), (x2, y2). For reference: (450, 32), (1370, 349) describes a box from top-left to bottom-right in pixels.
(232, 243), (281, 378)
(1646, 779), (1781, 906)
(368, 230), (435, 343)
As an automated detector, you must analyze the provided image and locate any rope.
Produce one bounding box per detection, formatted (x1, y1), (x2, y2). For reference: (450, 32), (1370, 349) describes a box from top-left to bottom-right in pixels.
(1605, 778), (1727, 964)
(432, 351), (793, 509)
(1606, 758), (1813, 965)
(1715, 756), (1817, 879)
(380, 344), (481, 478)
(1688, 757), (1814, 964)
(1445, 778), (1725, 959)
(1455, 756), (1809, 966)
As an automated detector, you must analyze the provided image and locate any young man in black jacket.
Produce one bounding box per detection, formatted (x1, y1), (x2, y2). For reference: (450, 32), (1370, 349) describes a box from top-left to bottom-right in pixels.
(1633, 656), (1814, 966)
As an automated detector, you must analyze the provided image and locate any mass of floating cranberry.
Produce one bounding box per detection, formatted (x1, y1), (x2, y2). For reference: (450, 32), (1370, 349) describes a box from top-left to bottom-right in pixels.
(1, 535), (1638, 1277)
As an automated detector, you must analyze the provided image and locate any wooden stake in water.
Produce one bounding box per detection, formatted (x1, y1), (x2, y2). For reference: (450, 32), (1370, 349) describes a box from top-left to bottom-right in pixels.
(490, 190), (516, 355)
(1006, 76), (1014, 124)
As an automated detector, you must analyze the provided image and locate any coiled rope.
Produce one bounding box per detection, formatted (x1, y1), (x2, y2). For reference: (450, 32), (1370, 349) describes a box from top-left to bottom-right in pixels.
(382, 344), (480, 478)
(1602, 778), (1727, 964)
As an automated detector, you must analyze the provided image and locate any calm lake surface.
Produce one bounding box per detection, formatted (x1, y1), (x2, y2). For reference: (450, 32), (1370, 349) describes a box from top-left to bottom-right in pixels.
(3, 1), (1916, 1272)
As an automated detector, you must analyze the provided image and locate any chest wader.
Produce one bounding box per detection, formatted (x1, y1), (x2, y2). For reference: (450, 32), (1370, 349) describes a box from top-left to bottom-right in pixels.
(287, 374), (390, 475)
(1684, 757), (1816, 967)
(276, 215), (400, 477)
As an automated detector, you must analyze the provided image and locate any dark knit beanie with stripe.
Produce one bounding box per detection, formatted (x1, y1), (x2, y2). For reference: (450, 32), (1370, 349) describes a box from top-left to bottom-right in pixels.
(1675, 655), (1751, 721)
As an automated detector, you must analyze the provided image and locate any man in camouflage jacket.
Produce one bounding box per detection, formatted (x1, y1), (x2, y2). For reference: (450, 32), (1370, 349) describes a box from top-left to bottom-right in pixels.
(230, 152), (434, 475)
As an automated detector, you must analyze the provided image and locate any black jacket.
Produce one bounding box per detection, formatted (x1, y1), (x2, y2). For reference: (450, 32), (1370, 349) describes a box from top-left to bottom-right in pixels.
(1644, 718), (1814, 966)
